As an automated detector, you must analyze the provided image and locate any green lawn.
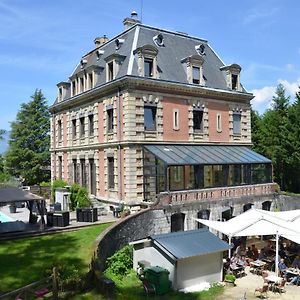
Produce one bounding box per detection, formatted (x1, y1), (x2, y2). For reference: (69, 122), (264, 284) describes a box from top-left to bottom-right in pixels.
(0, 223), (112, 293)
(73, 270), (224, 300)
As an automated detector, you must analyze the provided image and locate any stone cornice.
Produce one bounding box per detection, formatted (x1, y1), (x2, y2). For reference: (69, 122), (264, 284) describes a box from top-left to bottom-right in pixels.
(50, 140), (253, 152)
(49, 75), (254, 113)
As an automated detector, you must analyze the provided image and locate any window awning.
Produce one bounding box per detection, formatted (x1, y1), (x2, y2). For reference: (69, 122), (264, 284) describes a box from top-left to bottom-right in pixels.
(144, 145), (271, 165)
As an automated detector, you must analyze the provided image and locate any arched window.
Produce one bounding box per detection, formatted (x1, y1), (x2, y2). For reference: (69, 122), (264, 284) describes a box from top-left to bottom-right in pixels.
(243, 203), (254, 212)
(262, 201), (271, 211)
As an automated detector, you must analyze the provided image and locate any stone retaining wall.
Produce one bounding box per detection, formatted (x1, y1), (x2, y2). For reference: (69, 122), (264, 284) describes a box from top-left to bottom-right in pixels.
(93, 193), (300, 271)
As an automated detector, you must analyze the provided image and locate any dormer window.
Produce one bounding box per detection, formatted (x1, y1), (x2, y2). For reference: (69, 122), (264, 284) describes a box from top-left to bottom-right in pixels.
(220, 64), (242, 91)
(80, 77), (84, 92)
(134, 45), (158, 78)
(192, 66), (200, 84)
(88, 73), (93, 89)
(232, 74), (238, 90)
(181, 55), (204, 85)
(108, 62), (114, 81)
(144, 58), (154, 77)
(105, 53), (126, 82)
(56, 82), (70, 102)
(71, 81), (76, 96)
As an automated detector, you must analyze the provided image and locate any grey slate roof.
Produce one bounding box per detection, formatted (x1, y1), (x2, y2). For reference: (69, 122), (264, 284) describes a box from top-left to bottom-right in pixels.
(144, 145), (272, 166)
(151, 229), (231, 259)
(58, 23), (247, 103)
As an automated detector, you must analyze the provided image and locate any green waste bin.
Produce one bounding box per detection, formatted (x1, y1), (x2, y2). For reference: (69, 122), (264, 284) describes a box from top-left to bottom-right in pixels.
(144, 266), (170, 295)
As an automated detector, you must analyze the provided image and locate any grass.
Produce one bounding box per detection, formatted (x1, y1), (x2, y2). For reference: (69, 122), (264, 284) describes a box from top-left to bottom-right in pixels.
(73, 270), (224, 300)
(0, 223), (112, 293)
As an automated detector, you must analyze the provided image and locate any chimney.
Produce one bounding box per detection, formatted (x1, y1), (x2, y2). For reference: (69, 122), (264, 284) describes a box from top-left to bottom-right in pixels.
(94, 35), (109, 47)
(123, 11), (141, 30)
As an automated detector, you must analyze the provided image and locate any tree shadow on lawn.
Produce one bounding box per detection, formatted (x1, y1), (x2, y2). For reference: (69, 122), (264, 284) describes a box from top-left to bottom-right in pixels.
(0, 234), (86, 293)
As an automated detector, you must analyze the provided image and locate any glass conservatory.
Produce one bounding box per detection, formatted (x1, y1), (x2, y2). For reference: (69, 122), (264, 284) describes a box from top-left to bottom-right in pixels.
(143, 145), (272, 201)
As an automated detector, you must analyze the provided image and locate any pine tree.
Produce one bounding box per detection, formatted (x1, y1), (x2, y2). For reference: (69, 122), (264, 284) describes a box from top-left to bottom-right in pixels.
(259, 84), (290, 190)
(285, 87), (300, 191)
(0, 129), (5, 140)
(5, 89), (50, 185)
(250, 108), (263, 152)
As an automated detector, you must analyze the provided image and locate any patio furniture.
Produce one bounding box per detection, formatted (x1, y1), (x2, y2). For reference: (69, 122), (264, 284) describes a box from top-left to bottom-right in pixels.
(254, 283), (268, 299)
(273, 279), (286, 293)
(250, 260), (266, 275)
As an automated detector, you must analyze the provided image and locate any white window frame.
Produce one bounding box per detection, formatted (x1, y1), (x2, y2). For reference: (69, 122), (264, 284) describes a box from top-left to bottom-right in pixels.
(216, 113), (222, 133)
(173, 109), (179, 130)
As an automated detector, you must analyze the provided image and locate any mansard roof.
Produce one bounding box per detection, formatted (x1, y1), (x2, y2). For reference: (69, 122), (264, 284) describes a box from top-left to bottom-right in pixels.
(55, 23), (248, 106)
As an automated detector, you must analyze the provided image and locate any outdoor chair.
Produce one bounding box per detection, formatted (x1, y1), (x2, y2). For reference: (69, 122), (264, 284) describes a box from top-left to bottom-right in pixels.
(142, 279), (156, 296)
(273, 279), (286, 294)
(254, 283), (268, 299)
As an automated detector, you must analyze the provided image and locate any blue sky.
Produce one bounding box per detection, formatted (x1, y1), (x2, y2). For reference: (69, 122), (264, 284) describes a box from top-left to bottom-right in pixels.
(0, 0), (300, 132)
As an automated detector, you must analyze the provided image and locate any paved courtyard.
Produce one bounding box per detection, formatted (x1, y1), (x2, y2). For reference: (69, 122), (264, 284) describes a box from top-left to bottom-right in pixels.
(216, 266), (299, 300)
(0, 203), (116, 237)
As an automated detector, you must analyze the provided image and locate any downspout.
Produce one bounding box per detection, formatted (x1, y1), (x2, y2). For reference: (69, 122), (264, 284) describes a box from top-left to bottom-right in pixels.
(117, 87), (122, 202)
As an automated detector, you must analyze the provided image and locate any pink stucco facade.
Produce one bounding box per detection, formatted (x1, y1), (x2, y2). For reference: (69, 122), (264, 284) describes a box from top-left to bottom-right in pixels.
(207, 101), (230, 142)
(162, 97), (189, 141)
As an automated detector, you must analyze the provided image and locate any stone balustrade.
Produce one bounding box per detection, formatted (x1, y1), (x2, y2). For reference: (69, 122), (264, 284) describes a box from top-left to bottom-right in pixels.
(158, 183), (278, 206)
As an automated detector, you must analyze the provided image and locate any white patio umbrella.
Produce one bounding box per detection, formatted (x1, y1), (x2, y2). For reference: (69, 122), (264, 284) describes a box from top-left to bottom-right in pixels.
(195, 210), (300, 276)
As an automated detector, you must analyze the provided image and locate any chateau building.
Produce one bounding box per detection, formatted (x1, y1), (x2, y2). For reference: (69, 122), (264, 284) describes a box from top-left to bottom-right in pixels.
(49, 13), (275, 212)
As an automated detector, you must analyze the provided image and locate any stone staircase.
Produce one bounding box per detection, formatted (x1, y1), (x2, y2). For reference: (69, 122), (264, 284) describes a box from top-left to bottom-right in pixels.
(89, 196), (108, 215)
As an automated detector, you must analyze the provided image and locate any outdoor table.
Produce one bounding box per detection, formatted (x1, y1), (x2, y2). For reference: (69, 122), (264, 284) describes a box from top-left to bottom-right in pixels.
(230, 265), (244, 277)
(262, 257), (273, 270)
(250, 260), (266, 275)
(286, 268), (300, 276)
(265, 275), (282, 284)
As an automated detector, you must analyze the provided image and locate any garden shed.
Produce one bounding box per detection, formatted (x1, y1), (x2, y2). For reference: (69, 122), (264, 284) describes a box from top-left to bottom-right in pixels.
(131, 229), (231, 290)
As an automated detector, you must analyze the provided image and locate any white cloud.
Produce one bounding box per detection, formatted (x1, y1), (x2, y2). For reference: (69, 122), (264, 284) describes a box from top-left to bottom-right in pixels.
(251, 86), (276, 112)
(250, 78), (300, 113)
(278, 78), (300, 95)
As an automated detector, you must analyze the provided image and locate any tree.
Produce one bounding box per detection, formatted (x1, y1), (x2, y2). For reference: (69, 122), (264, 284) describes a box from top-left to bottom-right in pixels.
(285, 86), (300, 192)
(5, 89), (50, 185)
(250, 108), (262, 152)
(0, 129), (5, 140)
(258, 84), (290, 190)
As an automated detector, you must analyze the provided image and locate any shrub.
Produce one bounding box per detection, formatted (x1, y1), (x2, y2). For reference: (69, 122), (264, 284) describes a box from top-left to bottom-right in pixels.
(51, 179), (68, 202)
(70, 183), (81, 210)
(105, 245), (133, 279)
(45, 261), (82, 291)
(75, 187), (91, 208)
(224, 274), (236, 283)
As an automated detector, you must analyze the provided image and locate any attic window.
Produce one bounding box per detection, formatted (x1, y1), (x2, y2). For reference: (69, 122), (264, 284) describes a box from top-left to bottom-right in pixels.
(115, 38), (125, 50)
(195, 44), (206, 55)
(96, 49), (104, 60)
(232, 74), (238, 90)
(144, 58), (154, 77)
(181, 55), (204, 85)
(192, 66), (200, 84)
(108, 62), (114, 81)
(81, 59), (87, 69)
(153, 34), (164, 47)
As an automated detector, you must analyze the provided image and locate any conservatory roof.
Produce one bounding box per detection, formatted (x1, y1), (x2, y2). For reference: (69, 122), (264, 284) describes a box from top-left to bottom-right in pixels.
(143, 145), (271, 166)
